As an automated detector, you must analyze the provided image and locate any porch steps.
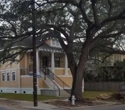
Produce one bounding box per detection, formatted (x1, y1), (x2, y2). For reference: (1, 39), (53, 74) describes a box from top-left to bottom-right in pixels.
(60, 90), (70, 97)
(52, 80), (71, 96)
(44, 76), (58, 90)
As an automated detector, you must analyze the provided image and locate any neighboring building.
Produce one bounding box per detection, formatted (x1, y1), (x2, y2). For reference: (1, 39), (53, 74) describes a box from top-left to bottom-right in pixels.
(0, 37), (83, 96)
(100, 54), (125, 66)
(85, 53), (125, 75)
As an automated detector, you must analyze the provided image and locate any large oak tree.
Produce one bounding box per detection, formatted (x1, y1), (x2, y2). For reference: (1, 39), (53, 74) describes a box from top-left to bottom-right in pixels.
(1, 0), (125, 101)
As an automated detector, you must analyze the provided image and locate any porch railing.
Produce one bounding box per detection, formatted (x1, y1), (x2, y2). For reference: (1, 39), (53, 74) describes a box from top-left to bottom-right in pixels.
(41, 68), (60, 96)
(46, 68), (71, 94)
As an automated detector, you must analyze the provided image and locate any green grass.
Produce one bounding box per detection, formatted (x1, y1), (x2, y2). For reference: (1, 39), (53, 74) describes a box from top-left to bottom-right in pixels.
(83, 91), (114, 99)
(0, 93), (58, 101)
(0, 91), (114, 101)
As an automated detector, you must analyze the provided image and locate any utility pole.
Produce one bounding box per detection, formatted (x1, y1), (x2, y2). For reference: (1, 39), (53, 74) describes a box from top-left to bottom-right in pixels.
(31, 0), (38, 106)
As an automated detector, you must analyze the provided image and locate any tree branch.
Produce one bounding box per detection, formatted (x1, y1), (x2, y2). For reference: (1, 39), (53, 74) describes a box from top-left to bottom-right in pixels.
(79, 0), (93, 26)
(107, 0), (112, 17)
(90, 0), (99, 25)
(101, 9), (125, 26)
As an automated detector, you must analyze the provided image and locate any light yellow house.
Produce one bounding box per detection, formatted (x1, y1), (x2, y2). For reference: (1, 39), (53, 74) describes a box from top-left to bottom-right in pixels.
(0, 38), (74, 96)
(100, 53), (125, 66)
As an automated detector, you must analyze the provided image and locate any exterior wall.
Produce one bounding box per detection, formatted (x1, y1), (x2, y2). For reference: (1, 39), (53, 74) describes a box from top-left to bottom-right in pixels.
(54, 68), (71, 75)
(20, 55), (26, 69)
(68, 69), (72, 75)
(0, 55), (20, 88)
(54, 76), (72, 87)
(0, 69), (20, 88)
(55, 68), (65, 75)
(38, 78), (48, 88)
(108, 54), (123, 66)
(59, 77), (72, 87)
(54, 77), (64, 87)
(20, 76), (33, 88)
(99, 54), (125, 66)
(19, 54), (28, 75)
(20, 76), (48, 88)
(45, 39), (51, 45)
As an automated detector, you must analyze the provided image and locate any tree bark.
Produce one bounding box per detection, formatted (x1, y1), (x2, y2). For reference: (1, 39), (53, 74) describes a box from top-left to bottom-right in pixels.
(71, 40), (91, 101)
(69, 66), (77, 101)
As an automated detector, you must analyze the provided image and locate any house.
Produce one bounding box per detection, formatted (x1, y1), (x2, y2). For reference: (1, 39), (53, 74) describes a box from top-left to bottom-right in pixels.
(85, 52), (125, 76)
(0, 37), (80, 96)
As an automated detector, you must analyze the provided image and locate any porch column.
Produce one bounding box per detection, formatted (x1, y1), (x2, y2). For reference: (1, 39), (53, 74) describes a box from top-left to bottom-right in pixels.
(36, 50), (40, 74)
(51, 52), (55, 73)
(65, 54), (68, 75)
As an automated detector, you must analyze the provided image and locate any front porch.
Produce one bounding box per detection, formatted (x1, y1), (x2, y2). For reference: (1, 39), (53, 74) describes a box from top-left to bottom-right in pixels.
(24, 49), (70, 76)
(19, 48), (72, 96)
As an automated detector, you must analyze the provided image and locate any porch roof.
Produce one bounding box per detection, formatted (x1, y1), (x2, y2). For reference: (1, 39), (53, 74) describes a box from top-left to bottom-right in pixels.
(39, 44), (64, 53)
(0, 36), (64, 53)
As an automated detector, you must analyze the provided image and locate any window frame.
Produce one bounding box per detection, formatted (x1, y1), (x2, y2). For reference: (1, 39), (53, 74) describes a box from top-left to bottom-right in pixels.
(2, 72), (5, 81)
(6, 72), (10, 81)
(12, 71), (16, 81)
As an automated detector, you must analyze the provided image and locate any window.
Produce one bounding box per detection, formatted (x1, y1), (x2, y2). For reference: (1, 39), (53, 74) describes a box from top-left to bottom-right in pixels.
(52, 39), (61, 47)
(52, 40), (56, 46)
(2, 73), (5, 81)
(55, 57), (60, 67)
(56, 41), (60, 46)
(42, 56), (49, 67)
(12, 72), (16, 81)
(7, 72), (10, 81)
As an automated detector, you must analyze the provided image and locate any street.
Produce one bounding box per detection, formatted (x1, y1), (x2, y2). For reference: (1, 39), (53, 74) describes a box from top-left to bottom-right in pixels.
(0, 103), (125, 110)
(71, 104), (125, 110)
(0, 106), (8, 110)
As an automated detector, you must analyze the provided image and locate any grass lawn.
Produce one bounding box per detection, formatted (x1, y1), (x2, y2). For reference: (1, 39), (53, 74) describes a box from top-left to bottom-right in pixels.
(83, 91), (114, 99)
(0, 91), (114, 101)
(0, 93), (58, 101)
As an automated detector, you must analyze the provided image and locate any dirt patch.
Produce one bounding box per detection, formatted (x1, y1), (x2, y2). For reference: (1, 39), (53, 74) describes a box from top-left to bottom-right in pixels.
(44, 99), (106, 107)
(0, 98), (28, 110)
(0, 99), (20, 106)
(96, 93), (125, 101)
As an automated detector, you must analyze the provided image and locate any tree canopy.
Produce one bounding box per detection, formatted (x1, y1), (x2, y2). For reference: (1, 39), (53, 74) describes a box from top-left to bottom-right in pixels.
(1, 0), (125, 101)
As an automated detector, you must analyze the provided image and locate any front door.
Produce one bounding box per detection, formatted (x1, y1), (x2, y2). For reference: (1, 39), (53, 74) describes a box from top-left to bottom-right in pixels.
(42, 56), (49, 67)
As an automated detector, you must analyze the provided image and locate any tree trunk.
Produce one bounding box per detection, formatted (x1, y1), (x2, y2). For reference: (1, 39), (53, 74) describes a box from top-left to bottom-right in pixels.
(73, 68), (84, 101)
(66, 37), (91, 101)
(69, 66), (77, 101)
(72, 41), (91, 101)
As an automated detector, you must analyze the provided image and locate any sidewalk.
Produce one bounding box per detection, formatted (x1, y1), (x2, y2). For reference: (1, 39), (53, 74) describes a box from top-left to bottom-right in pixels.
(19, 101), (59, 110)
(17, 100), (118, 110)
(0, 98), (119, 110)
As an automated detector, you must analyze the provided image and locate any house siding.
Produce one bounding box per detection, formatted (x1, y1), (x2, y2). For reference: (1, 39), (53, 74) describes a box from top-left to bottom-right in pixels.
(38, 78), (48, 88)
(0, 69), (20, 88)
(55, 68), (65, 75)
(59, 77), (72, 87)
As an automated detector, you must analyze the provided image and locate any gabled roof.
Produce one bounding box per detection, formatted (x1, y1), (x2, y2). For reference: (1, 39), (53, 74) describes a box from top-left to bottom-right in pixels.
(0, 36), (63, 53)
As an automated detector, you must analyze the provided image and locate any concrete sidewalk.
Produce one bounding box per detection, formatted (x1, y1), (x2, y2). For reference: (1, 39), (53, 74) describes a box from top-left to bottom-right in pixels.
(0, 98), (119, 110)
(18, 100), (118, 110)
(20, 101), (59, 110)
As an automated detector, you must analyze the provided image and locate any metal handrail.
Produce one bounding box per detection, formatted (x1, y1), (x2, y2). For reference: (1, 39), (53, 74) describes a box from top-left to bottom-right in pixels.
(41, 69), (60, 96)
(47, 68), (71, 94)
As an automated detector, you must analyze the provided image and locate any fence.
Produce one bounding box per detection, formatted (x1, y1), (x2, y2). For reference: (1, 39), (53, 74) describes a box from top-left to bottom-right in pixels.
(84, 82), (125, 92)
